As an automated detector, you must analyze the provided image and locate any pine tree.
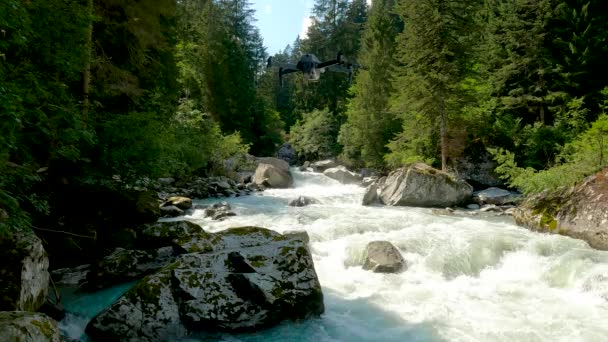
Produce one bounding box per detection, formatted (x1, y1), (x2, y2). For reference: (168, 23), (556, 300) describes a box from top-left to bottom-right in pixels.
(338, 0), (402, 168)
(390, 0), (481, 171)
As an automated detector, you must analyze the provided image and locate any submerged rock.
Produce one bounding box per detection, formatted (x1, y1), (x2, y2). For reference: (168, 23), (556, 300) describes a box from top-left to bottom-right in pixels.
(203, 202), (237, 220)
(288, 196), (319, 207)
(86, 227), (324, 340)
(513, 168), (608, 250)
(379, 163), (473, 207)
(323, 166), (363, 185)
(0, 231), (49, 312)
(363, 241), (406, 273)
(253, 157), (293, 188)
(0, 311), (61, 342)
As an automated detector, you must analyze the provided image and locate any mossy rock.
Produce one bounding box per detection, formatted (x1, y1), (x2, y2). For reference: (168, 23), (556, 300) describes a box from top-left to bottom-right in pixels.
(0, 311), (61, 342)
(86, 227), (324, 340)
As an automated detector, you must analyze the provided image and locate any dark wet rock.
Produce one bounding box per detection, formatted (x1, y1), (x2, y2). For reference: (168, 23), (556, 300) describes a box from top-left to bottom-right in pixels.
(310, 159), (339, 173)
(50, 264), (90, 287)
(253, 157), (293, 188)
(85, 247), (176, 291)
(363, 241), (406, 273)
(0, 231), (49, 312)
(323, 166), (363, 185)
(449, 153), (504, 189)
(138, 221), (204, 249)
(160, 205), (184, 217)
(0, 311), (61, 342)
(362, 183), (380, 206)
(288, 196), (319, 207)
(513, 168), (608, 250)
(86, 227), (324, 340)
(277, 142), (298, 166)
(379, 163), (473, 207)
(158, 178), (175, 186)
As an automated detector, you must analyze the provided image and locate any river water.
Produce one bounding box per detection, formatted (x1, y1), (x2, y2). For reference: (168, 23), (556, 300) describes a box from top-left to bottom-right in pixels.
(60, 169), (608, 341)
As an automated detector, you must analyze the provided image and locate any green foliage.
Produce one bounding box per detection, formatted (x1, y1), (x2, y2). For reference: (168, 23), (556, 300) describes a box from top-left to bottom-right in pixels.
(490, 114), (608, 194)
(290, 109), (340, 161)
(339, 0), (402, 169)
(389, 0), (481, 170)
(98, 102), (248, 179)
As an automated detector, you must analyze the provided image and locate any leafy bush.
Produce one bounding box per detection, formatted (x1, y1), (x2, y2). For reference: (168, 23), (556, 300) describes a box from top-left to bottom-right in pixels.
(98, 101), (249, 179)
(290, 108), (340, 161)
(490, 114), (608, 194)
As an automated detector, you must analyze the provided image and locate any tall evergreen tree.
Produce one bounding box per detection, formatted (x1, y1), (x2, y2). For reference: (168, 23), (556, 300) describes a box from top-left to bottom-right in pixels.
(389, 0), (480, 171)
(338, 0), (403, 168)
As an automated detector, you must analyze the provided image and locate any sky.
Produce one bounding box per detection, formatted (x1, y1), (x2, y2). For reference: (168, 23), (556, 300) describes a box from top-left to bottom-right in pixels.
(251, 0), (372, 56)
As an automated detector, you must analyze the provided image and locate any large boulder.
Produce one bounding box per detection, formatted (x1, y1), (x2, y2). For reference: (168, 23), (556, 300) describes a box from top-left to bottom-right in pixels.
(379, 163), (473, 207)
(362, 241), (406, 273)
(310, 160), (339, 173)
(513, 168), (608, 250)
(473, 187), (521, 205)
(0, 232), (49, 312)
(323, 166), (363, 185)
(86, 227), (324, 340)
(276, 142), (298, 166)
(0, 311), (61, 342)
(252, 157), (293, 188)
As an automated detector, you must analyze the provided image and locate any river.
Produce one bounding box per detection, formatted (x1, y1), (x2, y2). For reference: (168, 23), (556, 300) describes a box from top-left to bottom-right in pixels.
(60, 169), (608, 341)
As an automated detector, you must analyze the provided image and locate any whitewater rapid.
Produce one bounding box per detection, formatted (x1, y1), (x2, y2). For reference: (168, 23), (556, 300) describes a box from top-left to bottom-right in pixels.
(60, 169), (608, 341)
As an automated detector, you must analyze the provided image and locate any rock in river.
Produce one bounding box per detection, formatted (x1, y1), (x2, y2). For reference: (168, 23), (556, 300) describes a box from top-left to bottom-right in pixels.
(513, 167), (608, 250)
(86, 227), (324, 341)
(253, 157), (294, 188)
(379, 163), (473, 207)
(363, 241), (406, 273)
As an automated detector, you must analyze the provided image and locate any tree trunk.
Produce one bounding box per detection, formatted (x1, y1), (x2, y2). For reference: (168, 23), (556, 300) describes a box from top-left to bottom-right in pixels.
(82, 0), (94, 119)
(440, 109), (448, 172)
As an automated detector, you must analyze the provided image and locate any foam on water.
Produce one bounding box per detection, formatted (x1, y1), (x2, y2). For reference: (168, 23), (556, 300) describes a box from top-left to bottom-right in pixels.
(61, 169), (608, 341)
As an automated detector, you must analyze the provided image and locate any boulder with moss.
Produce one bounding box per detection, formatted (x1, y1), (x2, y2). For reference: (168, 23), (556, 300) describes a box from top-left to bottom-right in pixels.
(0, 232), (49, 312)
(513, 168), (608, 250)
(86, 227), (324, 341)
(0, 311), (61, 342)
(379, 163), (473, 207)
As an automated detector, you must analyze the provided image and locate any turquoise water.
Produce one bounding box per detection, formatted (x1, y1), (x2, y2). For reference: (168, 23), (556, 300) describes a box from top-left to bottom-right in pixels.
(60, 170), (608, 341)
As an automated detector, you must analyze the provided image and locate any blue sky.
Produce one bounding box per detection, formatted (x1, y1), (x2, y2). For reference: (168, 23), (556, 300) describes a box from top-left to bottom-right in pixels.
(250, 0), (315, 55)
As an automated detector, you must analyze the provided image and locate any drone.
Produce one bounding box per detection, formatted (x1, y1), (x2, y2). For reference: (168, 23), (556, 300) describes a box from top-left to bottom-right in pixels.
(266, 52), (359, 87)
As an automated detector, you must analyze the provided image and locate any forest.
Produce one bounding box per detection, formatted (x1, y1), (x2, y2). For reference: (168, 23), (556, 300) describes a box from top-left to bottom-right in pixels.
(2, 0), (608, 234)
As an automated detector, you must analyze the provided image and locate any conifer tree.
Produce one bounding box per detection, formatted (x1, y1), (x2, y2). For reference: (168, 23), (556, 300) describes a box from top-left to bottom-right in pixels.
(338, 0), (402, 168)
(390, 0), (480, 171)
